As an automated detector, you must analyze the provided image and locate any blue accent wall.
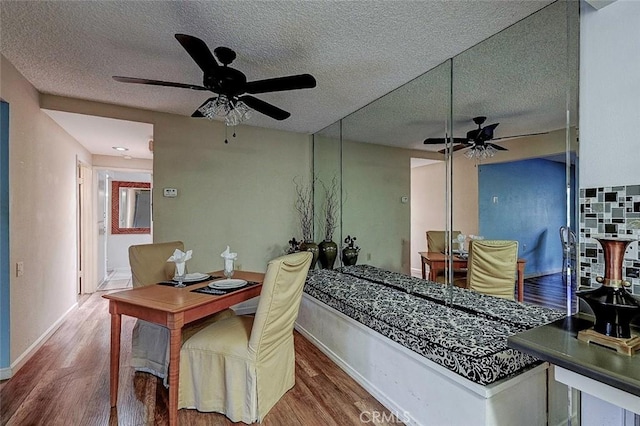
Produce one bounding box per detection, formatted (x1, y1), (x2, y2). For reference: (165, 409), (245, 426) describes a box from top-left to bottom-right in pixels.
(0, 101), (9, 371)
(478, 158), (566, 276)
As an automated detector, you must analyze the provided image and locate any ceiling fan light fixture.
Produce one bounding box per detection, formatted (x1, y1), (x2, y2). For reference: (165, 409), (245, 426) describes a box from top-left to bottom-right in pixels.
(464, 145), (496, 160)
(197, 95), (252, 126)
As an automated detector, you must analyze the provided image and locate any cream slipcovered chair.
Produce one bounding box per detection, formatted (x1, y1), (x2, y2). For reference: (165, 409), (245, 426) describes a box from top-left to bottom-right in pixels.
(128, 241), (234, 383)
(466, 239), (519, 300)
(178, 251), (313, 423)
(426, 230), (461, 253)
(426, 230), (467, 287)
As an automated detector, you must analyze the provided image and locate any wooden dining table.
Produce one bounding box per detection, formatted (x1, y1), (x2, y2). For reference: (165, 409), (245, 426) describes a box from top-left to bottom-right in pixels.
(103, 270), (264, 426)
(419, 252), (526, 302)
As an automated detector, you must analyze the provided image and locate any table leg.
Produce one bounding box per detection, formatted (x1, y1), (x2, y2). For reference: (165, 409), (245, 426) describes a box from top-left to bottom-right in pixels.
(429, 264), (439, 282)
(517, 263), (525, 302)
(168, 320), (183, 426)
(109, 311), (121, 407)
(421, 258), (426, 279)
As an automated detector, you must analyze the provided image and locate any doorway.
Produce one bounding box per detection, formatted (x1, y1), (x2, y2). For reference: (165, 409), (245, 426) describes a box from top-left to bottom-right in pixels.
(1, 100), (10, 378)
(96, 169), (152, 290)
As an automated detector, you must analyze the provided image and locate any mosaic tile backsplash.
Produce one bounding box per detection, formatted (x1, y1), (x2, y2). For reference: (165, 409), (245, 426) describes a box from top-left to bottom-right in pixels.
(579, 184), (640, 296)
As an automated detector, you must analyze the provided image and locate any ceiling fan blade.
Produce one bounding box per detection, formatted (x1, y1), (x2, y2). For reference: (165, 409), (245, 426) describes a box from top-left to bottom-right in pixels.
(113, 76), (207, 91)
(437, 144), (469, 154)
(240, 95), (291, 120)
(477, 122), (499, 141)
(175, 34), (219, 72)
(487, 143), (508, 151)
(423, 137), (467, 145)
(424, 138), (446, 144)
(492, 131), (549, 141)
(244, 74), (316, 94)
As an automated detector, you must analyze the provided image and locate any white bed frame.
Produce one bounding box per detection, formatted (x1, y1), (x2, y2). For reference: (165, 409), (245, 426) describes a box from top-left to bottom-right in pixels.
(296, 294), (567, 426)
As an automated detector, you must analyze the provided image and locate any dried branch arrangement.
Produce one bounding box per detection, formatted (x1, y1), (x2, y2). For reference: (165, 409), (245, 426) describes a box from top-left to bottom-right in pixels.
(294, 176), (314, 242)
(322, 176), (339, 241)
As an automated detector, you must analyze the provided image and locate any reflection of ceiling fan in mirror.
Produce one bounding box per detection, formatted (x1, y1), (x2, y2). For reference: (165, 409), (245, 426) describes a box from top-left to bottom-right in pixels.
(113, 34), (317, 126)
(423, 116), (547, 158)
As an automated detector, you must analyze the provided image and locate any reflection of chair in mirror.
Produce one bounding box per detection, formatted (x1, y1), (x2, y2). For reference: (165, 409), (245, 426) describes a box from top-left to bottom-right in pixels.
(559, 226), (577, 285)
(466, 240), (518, 300)
(426, 230), (467, 287)
(128, 241), (235, 382)
(178, 251), (313, 423)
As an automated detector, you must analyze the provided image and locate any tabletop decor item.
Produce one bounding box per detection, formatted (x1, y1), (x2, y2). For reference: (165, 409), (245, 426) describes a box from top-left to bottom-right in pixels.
(220, 246), (238, 280)
(318, 176), (339, 269)
(167, 248), (192, 287)
(342, 235), (360, 266)
(577, 237), (640, 355)
(287, 237), (300, 254)
(294, 177), (318, 268)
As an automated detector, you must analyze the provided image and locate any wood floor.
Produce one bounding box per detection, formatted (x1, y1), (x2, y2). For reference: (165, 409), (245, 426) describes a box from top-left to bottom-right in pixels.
(0, 291), (400, 426)
(523, 272), (577, 312)
(1, 273), (571, 425)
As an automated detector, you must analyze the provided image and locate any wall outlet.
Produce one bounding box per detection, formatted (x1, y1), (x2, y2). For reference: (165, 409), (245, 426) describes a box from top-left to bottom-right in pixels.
(16, 261), (24, 277)
(163, 188), (178, 198)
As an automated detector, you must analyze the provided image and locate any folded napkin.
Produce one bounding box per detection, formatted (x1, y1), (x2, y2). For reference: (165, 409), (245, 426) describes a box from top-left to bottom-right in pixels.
(167, 248), (193, 276)
(220, 246), (237, 273)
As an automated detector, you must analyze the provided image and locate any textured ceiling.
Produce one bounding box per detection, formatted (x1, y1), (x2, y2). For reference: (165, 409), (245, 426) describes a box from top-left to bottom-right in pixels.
(1, 0), (561, 156)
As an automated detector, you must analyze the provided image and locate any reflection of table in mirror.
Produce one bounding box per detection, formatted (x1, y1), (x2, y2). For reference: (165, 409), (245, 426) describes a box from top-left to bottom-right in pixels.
(419, 252), (526, 302)
(103, 270), (264, 426)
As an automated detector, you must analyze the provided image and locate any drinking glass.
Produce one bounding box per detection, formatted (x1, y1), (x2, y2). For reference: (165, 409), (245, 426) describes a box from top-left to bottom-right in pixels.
(224, 259), (234, 280)
(174, 262), (187, 288)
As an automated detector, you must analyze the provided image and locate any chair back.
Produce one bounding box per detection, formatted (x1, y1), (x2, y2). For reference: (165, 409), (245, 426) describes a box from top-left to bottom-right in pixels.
(466, 240), (518, 300)
(249, 252), (312, 360)
(427, 230), (461, 252)
(559, 226), (577, 259)
(128, 241), (184, 288)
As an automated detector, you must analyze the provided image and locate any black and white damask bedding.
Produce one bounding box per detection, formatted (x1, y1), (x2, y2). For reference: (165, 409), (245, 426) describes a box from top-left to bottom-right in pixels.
(303, 264), (566, 386)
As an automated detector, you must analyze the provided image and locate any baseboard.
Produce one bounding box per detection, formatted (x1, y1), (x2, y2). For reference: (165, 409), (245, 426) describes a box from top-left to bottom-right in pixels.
(524, 268), (564, 279)
(295, 321), (418, 425)
(410, 267), (422, 278)
(9, 301), (78, 377)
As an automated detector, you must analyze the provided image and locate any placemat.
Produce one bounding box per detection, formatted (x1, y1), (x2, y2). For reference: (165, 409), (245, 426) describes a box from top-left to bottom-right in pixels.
(157, 275), (223, 287)
(192, 280), (260, 295)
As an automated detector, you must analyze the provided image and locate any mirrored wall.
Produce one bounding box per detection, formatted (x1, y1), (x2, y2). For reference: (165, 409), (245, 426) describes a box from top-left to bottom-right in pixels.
(312, 0), (579, 306)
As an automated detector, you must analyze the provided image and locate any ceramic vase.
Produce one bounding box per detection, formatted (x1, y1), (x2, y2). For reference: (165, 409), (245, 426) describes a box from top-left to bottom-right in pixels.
(342, 247), (359, 266)
(318, 239), (338, 269)
(299, 241), (319, 270)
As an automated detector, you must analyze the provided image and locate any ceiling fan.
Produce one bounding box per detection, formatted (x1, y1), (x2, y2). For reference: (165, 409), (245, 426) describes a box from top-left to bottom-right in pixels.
(113, 34), (317, 123)
(423, 116), (547, 155)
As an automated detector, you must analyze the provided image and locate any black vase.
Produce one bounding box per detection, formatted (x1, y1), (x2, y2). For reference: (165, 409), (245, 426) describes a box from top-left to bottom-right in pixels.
(342, 247), (359, 266)
(318, 240), (338, 269)
(298, 241), (319, 270)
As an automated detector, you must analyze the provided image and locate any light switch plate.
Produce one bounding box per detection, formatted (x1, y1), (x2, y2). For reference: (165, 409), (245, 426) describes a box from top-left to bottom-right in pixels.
(163, 188), (178, 198)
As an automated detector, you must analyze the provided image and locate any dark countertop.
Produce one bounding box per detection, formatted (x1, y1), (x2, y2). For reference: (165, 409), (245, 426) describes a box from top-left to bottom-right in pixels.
(508, 313), (640, 398)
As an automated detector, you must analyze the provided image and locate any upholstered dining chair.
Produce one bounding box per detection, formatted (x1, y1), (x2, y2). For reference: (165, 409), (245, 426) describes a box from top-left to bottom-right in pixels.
(426, 230), (461, 253)
(466, 239), (519, 300)
(128, 241), (235, 382)
(178, 251), (313, 423)
(559, 226), (577, 287)
(426, 230), (467, 287)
